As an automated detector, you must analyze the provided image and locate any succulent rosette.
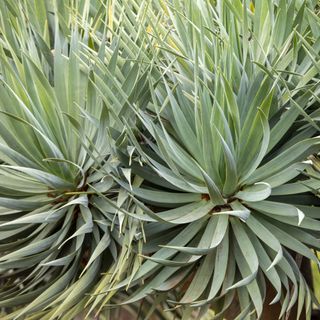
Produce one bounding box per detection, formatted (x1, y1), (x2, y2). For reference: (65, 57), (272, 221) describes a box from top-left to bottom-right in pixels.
(113, 1), (320, 318)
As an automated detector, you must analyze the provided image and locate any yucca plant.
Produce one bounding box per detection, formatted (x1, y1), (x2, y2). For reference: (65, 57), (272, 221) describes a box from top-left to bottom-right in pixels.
(0, 1), (154, 319)
(109, 0), (320, 319)
(1, 0), (320, 320)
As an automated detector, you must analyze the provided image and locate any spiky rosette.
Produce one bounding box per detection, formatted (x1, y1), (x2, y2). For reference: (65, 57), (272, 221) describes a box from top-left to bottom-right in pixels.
(0, 1), (149, 319)
(1, 0), (320, 319)
(112, 1), (320, 318)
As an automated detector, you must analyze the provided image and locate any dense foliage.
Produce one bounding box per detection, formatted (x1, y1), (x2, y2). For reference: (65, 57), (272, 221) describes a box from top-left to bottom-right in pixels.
(0, 0), (319, 319)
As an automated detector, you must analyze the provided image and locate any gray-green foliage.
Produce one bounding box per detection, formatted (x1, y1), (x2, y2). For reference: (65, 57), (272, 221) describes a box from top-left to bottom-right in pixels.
(0, 1), (149, 319)
(115, 0), (320, 319)
(0, 0), (319, 319)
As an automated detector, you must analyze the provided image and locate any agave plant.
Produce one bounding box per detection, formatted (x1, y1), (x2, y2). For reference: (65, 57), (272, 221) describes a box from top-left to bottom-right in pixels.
(109, 0), (320, 319)
(0, 1), (154, 319)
